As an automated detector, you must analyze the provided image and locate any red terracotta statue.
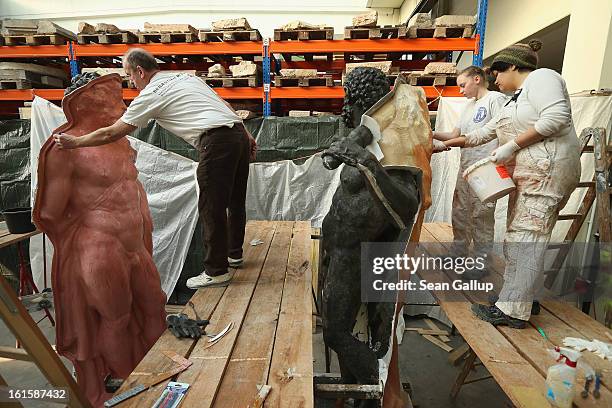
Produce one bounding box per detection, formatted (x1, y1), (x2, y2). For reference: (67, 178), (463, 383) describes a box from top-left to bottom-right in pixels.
(33, 74), (167, 407)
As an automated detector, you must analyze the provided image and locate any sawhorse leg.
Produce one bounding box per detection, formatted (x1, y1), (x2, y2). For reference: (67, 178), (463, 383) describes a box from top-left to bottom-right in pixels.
(450, 348), (492, 399)
(16, 242), (54, 327)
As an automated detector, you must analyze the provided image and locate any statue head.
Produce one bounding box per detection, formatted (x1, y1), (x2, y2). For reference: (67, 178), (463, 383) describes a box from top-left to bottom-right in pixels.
(342, 67), (390, 129)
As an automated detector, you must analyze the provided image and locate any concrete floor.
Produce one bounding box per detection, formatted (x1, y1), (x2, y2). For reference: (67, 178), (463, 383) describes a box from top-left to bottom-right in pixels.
(0, 310), (68, 408)
(313, 313), (511, 408)
(1, 309), (511, 408)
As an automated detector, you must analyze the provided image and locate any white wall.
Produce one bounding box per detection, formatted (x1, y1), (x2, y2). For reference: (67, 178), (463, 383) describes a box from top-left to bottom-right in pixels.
(0, 0), (385, 38)
(562, 0), (612, 93)
(399, 0), (418, 23)
(482, 0), (571, 58)
(449, 0), (572, 59)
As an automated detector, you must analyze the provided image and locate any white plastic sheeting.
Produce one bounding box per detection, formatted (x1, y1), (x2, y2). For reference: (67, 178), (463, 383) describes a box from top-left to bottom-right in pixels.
(246, 153), (342, 228)
(28, 97), (199, 297)
(427, 97), (463, 223)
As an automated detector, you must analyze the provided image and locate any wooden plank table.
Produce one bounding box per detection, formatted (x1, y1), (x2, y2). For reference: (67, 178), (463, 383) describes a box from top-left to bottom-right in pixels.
(114, 220), (313, 407)
(420, 222), (612, 408)
(0, 221), (41, 249)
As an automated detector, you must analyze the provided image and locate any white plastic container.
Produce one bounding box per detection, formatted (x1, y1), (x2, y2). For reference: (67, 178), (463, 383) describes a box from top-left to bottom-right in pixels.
(462, 157), (516, 203)
(545, 347), (581, 408)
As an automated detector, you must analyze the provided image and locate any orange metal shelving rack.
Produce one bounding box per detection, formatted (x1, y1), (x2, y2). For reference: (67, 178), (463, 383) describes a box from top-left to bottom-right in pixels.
(0, 37), (476, 113)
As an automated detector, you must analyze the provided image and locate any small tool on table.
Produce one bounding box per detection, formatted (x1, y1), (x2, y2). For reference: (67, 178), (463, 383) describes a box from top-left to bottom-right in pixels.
(103, 350), (192, 407)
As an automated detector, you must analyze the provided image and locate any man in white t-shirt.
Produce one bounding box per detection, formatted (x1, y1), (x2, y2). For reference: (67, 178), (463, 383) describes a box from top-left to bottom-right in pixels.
(433, 66), (507, 271)
(54, 48), (257, 288)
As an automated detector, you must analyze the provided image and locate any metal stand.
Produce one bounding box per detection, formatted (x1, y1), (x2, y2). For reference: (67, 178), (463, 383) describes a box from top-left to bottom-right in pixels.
(16, 241), (54, 326)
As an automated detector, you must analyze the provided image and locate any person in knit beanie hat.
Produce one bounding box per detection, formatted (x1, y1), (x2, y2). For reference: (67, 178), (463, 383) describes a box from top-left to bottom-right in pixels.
(493, 39), (542, 70)
(489, 39), (542, 92)
(441, 38), (582, 329)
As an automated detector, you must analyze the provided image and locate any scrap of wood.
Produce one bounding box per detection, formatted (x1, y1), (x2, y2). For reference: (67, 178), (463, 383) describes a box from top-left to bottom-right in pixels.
(315, 383), (383, 400)
(164, 304), (183, 314)
(404, 327), (449, 336)
(424, 318), (450, 342)
(204, 321), (234, 349)
(448, 343), (470, 366)
(422, 335), (453, 352)
(249, 384), (272, 408)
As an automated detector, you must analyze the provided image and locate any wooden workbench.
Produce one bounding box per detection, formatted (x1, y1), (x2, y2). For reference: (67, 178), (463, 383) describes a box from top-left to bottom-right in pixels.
(0, 221), (41, 249)
(420, 222), (611, 408)
(115, 220), (313, 407)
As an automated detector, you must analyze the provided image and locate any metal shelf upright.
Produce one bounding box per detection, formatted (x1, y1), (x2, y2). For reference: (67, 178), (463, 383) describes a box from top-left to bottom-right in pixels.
(473, 0), (488, 66)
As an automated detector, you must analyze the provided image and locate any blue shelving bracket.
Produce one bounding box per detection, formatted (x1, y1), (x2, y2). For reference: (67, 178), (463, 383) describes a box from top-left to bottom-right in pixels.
(472, 0), (488, 66)
(68, 41), (80, 77)
(262, 38), (271, 117)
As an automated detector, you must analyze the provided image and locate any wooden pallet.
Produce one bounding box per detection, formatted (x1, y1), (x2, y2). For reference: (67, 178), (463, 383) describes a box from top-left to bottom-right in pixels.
(275, 75), (334, 87)
(77, 31), (138, 44)
(2, 34), (72, 46)
(344, 25), (407, 40)
(137, 31), (198, 43)
(0, 80), (33, 89)
(407, 25), (474, 39)
(407, 72), (457, 86)
(203, 76), (260, 88)
(199, 29), (262, 42)
(273, 27), (334, 41)
(0, 69), (65, 89)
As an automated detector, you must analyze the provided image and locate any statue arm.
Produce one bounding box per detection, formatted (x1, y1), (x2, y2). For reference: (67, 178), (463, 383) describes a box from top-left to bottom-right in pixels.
(137, 182), (154, 255)
(35, 147), (74, 236)
(54, 119), (136, 149)
(357, 159), (419, 230)
(323, 126), (419, 229)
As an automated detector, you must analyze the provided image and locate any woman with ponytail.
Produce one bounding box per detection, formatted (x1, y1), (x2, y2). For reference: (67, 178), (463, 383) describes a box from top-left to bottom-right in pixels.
(433, 66), (507, 270)
(445, 40), (581, 328)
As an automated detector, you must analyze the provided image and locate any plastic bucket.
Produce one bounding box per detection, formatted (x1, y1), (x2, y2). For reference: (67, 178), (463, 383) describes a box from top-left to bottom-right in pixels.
(462, 158), (516, 203)
(1, 207), (36, 234)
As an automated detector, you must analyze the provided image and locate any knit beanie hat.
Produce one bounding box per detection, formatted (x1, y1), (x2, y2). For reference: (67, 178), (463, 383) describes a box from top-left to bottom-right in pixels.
(492, 39), (542, 70)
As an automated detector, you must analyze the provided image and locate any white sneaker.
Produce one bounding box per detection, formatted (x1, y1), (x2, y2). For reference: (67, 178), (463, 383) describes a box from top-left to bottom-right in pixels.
(186, 271), (232, 289)
(228, 257), (243, 267)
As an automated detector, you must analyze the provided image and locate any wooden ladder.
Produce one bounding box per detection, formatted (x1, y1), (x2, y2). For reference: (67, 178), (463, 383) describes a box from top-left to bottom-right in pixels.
(0, 274), (91, 407)
(544, 127), (611, 289)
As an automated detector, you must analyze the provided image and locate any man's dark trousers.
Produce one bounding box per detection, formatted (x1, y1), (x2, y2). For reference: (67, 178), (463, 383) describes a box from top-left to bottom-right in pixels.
(197, 123), (250, 277)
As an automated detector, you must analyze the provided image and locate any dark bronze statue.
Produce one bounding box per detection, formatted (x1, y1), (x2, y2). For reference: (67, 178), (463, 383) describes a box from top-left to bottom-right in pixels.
(320, 68), (423, 407)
